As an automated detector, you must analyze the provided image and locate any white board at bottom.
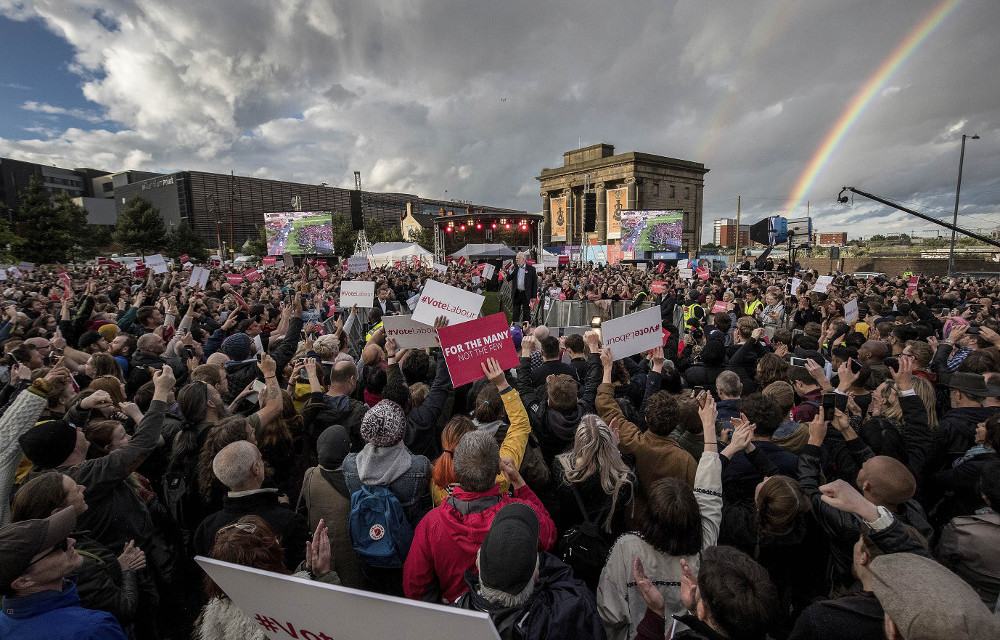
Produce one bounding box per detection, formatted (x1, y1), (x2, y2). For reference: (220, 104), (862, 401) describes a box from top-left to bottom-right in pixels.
(196, 556), (499, 640)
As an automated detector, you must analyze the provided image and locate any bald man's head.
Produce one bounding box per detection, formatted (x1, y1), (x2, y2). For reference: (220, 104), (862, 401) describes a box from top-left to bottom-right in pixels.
(858, 455), (915, 507)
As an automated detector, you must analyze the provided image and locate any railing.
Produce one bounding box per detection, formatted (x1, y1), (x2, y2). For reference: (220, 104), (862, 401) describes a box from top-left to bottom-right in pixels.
(541, 299), (654, 327)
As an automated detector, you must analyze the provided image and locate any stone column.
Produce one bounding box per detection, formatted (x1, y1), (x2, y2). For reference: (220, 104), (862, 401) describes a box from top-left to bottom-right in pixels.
(595, 181), (607, 244)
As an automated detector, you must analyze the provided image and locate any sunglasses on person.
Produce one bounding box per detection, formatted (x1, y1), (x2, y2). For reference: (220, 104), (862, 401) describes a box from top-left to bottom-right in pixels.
(28, 538), (70, 566)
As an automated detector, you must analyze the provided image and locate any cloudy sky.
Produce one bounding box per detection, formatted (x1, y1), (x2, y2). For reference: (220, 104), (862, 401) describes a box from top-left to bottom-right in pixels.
(1, 0), (997, 241)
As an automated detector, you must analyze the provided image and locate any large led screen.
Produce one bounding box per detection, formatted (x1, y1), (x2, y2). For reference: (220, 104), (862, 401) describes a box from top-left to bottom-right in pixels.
(264, 211), (334, 255)
(619, 210), (683, 252)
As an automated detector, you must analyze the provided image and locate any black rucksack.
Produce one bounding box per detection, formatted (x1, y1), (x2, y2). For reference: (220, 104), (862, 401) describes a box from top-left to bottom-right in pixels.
(556, 485), (611, 589)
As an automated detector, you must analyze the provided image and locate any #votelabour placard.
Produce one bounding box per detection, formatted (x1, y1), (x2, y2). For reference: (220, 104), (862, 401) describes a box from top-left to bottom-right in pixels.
(411, 279), (484, 326)
(340, 280), (375, 308)
(437, 313), (520, 387)
(383, 315), (438, 349)
(196, 557), (500, 640)
(600, 306), (663, 358)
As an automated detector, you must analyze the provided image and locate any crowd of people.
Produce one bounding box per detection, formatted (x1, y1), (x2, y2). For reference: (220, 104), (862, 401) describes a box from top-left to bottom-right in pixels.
(0, 254), (999, 640)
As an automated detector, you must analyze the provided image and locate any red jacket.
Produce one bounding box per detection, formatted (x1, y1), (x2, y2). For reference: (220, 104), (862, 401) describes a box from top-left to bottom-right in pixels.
(402, 483), (557, 602)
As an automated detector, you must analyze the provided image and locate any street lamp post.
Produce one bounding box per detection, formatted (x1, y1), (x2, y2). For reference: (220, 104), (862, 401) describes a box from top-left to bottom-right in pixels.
(947, 133), (979, 279)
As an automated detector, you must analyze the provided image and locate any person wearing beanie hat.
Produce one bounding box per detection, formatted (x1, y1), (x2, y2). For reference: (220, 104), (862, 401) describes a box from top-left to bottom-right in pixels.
(299, 425), (362, 588)
(96, 323), (119, 343)
(220, 332), (253, 362)
(455, 503), (605, 640)
(0, 507), (128, 639)
(0, 366), (70, 527)
(343, 400), (431, 594)
(870, 552), (1000, 640)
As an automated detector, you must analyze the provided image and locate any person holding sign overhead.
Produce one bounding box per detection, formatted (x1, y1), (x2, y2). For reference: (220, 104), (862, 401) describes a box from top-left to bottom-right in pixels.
(508, 252), (537, 325)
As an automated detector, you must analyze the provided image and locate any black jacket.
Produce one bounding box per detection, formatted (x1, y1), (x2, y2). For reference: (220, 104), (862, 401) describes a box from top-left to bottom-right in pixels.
(509, 264), (538, 300)
(531, 360), (580, 387)
(302, 392), (369, 454)
(193, 489), (309, 570)
(389, 357), (453, 459)
(933, 406), (1000, 470)
(223, 317), (303, 404)
(455, 552), (606, 640)
(517, 353), (601, 462)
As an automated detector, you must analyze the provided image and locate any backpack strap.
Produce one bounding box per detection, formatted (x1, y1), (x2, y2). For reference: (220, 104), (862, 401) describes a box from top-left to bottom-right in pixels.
(569, 483), (610, 526)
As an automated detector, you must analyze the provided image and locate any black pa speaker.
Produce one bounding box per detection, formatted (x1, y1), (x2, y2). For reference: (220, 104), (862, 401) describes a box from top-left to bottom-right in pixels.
(830, 246), (841, 261)
(583, 192), (597, 232)
(350, 190), (363, 231)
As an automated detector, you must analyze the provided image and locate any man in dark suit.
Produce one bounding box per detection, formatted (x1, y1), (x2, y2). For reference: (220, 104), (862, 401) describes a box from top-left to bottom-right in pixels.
(509, 252), (537, 324)
(375, 284), (399, 316)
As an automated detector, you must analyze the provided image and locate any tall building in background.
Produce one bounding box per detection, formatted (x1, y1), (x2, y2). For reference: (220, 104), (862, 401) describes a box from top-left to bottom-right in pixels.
(537, 143), (708, 253)
(713, 218), (736, 245)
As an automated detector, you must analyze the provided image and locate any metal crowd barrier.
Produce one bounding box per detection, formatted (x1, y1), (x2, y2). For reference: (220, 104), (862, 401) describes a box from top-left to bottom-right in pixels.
(542, 299), (654, 327)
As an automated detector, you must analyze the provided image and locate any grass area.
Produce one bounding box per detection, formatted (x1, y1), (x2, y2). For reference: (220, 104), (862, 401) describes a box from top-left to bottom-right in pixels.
(483, 291), (507, 322)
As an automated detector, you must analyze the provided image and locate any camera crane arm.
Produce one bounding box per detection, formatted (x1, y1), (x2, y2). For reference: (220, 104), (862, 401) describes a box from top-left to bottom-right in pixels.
(838, 187), (1000, 250)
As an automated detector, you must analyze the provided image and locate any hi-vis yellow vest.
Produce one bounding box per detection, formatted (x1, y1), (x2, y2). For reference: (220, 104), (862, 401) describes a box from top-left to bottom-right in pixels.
(683, 304), (703, 325)
(745, 299), (762, 317)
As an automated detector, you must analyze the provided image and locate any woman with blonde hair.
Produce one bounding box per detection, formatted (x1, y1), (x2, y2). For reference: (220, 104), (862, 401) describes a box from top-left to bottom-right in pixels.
(553, 414), (634, 589)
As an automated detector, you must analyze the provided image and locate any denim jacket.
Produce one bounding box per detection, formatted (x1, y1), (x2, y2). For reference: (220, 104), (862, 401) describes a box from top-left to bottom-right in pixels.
(343, 452), (432, 528)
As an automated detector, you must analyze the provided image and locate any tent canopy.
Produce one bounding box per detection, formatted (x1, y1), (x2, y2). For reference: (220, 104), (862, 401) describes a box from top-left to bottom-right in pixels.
(367, 242), (433, 267)
(450, 243), (518, 259)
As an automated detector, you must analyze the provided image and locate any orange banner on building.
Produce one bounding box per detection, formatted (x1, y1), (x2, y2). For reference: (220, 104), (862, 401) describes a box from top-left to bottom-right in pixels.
(607, 187), (627, 239)
(606, 245), (622, 265)
(550, 196), (567, 241)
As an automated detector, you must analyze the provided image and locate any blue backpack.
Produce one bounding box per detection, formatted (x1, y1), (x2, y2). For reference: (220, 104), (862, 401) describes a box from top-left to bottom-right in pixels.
(349, 485), (414, 568)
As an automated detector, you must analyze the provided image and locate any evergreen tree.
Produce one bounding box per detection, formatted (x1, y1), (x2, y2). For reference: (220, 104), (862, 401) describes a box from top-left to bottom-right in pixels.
(245, 225), (269, 259)
(405, 226), (435, 253)
(15, 174), (72, 264)
(166, 221), (209, 262)
(0, 204), (24, 263)
(51, 192), (90, 264)
(113, 195), (166, 257)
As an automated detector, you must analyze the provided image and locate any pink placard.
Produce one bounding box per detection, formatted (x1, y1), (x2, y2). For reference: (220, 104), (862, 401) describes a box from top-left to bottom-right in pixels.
(712, 301), (728, 313)
(437, 313), (520, 387)
(226, 273), (243, 285)
(244, 269), (261, 282)
(263, 256), (277, 265)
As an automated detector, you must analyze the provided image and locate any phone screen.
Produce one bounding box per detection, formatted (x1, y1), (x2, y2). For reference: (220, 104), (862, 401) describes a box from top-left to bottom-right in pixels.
(822, 393), (836, 421)
(849, 357), (862, 374)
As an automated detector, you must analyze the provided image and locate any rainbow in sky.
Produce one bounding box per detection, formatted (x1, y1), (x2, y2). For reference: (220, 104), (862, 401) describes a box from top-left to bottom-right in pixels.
(782, 0), (964, 215)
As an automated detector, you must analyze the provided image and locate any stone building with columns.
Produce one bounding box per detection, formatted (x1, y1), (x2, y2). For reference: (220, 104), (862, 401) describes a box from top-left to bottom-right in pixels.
(536, 143), (708, 254)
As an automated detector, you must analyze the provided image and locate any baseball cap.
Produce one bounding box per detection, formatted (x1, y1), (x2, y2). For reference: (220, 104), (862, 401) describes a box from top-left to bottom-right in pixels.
(0, 506), (76, 592)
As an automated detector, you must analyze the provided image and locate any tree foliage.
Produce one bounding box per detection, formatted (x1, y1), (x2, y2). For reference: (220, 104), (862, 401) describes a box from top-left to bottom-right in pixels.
(113, 195), (166, 257)
(0, 202), (24, 263)
(15, 175), (86, 264)
(244, 225), (269, 259)
(166, 221), (209, 262)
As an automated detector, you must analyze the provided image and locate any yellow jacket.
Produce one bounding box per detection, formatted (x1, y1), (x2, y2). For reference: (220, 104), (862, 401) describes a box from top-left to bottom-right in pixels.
(431, 385), (531, 506)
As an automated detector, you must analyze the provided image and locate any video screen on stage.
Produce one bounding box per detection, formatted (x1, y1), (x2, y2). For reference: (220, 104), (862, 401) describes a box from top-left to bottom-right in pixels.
(620, 210), (683, 252)
(264, 211), (334, 255)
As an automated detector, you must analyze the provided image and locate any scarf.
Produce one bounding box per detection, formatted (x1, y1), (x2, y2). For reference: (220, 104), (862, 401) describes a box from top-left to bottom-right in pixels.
(953, 444), (996, 468)
(355, 442), (412, 486)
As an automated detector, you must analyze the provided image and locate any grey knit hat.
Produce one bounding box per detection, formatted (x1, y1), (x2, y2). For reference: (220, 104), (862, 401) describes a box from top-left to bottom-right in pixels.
(360, 400), (407, 447)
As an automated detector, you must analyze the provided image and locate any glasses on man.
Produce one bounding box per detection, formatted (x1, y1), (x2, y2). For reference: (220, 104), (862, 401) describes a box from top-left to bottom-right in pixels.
(28, 538), (70, 567)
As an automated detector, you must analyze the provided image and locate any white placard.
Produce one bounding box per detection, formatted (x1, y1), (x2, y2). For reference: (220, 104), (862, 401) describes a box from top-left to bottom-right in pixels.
(844, 298), (859, 325)
(471, 276), (481, 285)
(347, 256), (370, 273)
(679, 268), (693, 279)
(17, 261), (34, 272)
(7, 267), (22, 279)
(253, 334), (264, 354)
(145, 254), (168, 274)
(543, 254), (559, 270)
(411, 279), (484, 326)
(383, 314), (438, 349)
(790, 277), (802, 294)
(0, 271), (6, 282)
(433, 263), (448, 275)
(813, 275), (834, 293)
(188, 266), (210, 290)
(637, 263), (648, 271)
(600, 305), (663, 358)
(481, 263), (495, 281)
(195, 557), (499, 640)
(406, 293), (420, 311)
(340, 280), (375, 308)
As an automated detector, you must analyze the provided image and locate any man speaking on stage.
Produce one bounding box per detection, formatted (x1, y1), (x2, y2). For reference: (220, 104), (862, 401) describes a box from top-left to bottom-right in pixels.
(508, 252), (537, 324)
